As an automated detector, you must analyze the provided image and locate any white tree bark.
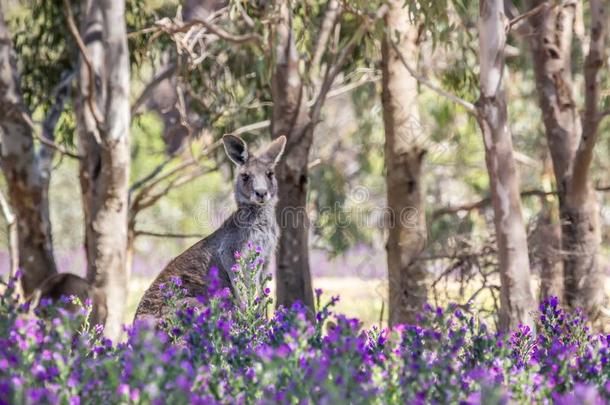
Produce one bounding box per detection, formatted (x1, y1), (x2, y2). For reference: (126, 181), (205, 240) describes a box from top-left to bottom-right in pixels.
(476, 0), (536, 330)
(563, 0), (606, 318)
(527, 0), (607, 319)
(75, 0), (131, 341)
(271, 0), (315, 311)
(382, 0), (428, 326)
(0, 5), (57, 295)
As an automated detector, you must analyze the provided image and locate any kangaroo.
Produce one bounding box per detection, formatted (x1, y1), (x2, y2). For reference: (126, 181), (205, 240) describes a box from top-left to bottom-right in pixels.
(134, 134), (286, 322)
(27, 272), (108, 327)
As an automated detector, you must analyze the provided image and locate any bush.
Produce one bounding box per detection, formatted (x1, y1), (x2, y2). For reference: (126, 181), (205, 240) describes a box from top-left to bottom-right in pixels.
(1, 246), (609, 404)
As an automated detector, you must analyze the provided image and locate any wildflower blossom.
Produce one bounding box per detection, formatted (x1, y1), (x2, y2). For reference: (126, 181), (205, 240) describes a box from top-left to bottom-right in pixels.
(0, 260), (608, 404)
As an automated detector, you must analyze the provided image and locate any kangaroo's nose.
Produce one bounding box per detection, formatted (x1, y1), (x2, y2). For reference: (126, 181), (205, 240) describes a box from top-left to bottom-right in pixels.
(254, 189), (267, 199)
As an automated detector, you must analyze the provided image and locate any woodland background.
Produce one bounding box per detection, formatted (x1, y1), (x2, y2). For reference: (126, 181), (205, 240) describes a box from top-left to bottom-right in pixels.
(0, 0), (608, 341)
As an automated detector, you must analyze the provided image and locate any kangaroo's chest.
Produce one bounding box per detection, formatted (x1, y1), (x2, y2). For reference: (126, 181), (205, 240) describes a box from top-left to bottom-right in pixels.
(215, 211), (278, 271)
(243, 217), (278, 259)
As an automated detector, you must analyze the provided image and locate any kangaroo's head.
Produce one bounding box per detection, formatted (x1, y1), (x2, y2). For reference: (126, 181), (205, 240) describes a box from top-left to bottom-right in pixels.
(222, 134), (287, 206)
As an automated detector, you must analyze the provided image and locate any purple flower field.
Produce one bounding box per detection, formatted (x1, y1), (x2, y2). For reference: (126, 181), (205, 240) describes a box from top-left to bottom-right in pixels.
(1, 246), (609, 404)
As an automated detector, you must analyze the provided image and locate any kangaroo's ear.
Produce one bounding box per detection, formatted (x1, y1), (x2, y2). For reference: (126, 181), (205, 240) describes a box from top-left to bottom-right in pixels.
(222, 135), (249, 166)
(259, 135), (287, 166)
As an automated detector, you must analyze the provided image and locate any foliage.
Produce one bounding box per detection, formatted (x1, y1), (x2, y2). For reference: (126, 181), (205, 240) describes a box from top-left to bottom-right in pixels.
(1, 250), (610, 404)
(7, 0), (166, 148)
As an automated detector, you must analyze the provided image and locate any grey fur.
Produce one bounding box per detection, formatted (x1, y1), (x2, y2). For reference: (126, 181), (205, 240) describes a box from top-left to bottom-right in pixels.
(134, 135), (286, 322)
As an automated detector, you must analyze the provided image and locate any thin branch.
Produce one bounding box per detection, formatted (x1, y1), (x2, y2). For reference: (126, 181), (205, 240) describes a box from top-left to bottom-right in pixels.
(132, 165), (216, 215)
(226, 120), (271, 136)
(308, 72), (380, 106)
(61, 0), (104, 127)
(596, 184), (610, 192)
(326, 73), (380, 99)
(570, 0), (606, 195)
(235, 1), (255, 28)
(20, 113), (81, 160)
(40, 71), (74, 178)
(431, 189), (557, 220)
(129, 155), (178, 194)
(157, 17), (263, 45)
(390, 40), (477, 114)
(127, 26), (158, 38)
(130, 138), (221, 193)
(311, 5), (388, 123)
(129, 141), (221, 214)
(434, 184), (610, 221)
(599, 109), (610, 122)
(134, 230), (206, 239)
(131, 63), (176, 116)
(507, 2), (551, 32)
(131, 158), (196, 198)
(175, 85), (192, 134)
(310, 0), (341, 81)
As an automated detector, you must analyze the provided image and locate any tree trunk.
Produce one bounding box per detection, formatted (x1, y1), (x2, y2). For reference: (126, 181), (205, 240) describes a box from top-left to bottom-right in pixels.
(527, 0), (606, 318)
(271, 1), (315, 310)
(75, 0), (131, 340)
(536, 156), (563, 299)
(0, 189), (19, 281)
(381, 0), (427, 326)
(562, 0), (606, 318)
(0, 6), (57, 296)
(476, 0), (536, 331)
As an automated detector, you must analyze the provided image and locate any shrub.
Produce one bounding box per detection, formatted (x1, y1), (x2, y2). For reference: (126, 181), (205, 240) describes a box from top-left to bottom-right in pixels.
(0, 246), (609, 404)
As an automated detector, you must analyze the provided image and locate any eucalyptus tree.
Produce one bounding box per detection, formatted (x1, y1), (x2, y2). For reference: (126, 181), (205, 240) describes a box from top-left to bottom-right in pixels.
(381, 0), (427, 325)
(269, 0), (386, 310)
(0, 4), (58, 296)
(475, 0), (536, 330)
(71, 0), (132, 340)
(392, 0), (537, 329)
(0, 0), (178, 339)
(526, 0), (608, 319)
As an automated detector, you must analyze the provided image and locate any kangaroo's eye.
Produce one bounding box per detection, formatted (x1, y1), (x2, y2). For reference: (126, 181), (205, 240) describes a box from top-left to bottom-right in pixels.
(266, 170), (274, 178)
(241, 173), (250, 182)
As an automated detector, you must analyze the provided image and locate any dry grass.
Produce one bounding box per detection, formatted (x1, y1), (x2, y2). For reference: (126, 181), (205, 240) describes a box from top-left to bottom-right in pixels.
(79, 273), (610, 331)
(126, 276), (388, 327)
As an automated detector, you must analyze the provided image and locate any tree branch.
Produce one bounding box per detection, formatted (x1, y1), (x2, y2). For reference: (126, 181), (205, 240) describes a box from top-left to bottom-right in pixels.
(432, 184), (610, 221)
(599, 109), (610, 121)
(596, 184), (610, 192)
(310, 0), (341, 81)
(311, 5), (388, 123)
(134, 230), (206, 239)
(128, 138), (221, 235)
(570, 0), (606, 196)
(507, 2), (552, 32)
(20, 113), (81, 160)
(131, 63), (176, 116)
(61, 0), (104, 127)
(131, 165), (216, 215)
(39, 71), (74, 179)
(308, 71), (380, 106)
(390, 40), (477, 114)
(129, 154), (179, 194)
(432, 189), (557, 220)
(226, 120), (271, 136)
(156, 16), (263, 45)
(129, 141), (221, 196)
